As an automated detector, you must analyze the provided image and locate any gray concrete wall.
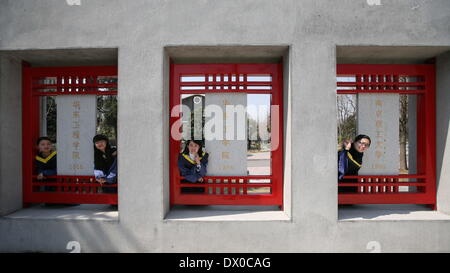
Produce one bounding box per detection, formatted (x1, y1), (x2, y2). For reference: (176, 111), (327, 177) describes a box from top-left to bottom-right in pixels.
(436, 51), (450, 214)
(0, 0), (449, 253)
(282, 49), (292, 219)
(0, 56), (22, 216)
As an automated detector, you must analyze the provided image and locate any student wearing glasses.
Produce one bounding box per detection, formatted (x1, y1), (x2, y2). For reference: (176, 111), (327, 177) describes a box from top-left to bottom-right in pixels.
(338, 134), (371, 193)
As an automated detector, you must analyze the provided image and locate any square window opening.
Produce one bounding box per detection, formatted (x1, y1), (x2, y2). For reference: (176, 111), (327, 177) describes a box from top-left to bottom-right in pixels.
(336, 64), (436, 212)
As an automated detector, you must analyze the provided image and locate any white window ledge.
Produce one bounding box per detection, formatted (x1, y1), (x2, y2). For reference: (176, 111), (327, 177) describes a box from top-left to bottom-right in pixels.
(338, 204), (450, 221)
(2, 204), (118, 222)
(165, 205), (290, 222)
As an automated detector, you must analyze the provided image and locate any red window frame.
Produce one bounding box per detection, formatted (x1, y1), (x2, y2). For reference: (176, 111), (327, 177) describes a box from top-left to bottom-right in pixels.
(169, 63), (283, 206)
(22, 65), (118, 206)
(337, 64), (436, 209)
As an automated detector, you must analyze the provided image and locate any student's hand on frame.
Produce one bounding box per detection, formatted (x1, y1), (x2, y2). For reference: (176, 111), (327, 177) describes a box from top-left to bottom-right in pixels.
(343, 139), (352, 150)
(197, 177), (204, 183)
(37, 173), (44, 180)
(96, 178), (106, 184)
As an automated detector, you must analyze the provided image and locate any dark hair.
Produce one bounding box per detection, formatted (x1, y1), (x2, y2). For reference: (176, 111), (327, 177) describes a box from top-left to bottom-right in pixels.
(354, 134), (371, 145)
(93, 134), (113, 153)
(182, 140), (204, 155)
(36, 136), (52, 145)
(93, 134), (116, 172)
(93, 134), (109, 144)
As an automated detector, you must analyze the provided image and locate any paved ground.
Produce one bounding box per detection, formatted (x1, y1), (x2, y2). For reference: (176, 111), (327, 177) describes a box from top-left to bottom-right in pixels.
(247, 151), (270, 160)
(247, 151), (271, 175)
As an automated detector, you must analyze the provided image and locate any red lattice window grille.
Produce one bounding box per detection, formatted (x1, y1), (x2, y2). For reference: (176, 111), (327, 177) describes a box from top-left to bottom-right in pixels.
(337, 64), (436, 209)
(170, 63), (283, 206)
(22, 65), (118, 205)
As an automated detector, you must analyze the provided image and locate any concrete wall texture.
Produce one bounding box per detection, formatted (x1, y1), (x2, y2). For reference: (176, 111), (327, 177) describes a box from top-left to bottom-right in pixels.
(0, 0), (450, 252)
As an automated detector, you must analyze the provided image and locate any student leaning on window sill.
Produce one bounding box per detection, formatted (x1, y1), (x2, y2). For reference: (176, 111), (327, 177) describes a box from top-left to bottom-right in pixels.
(338, 134), (371, 193)
(178, 140), (209, 194)
(93, 134), (118, 194)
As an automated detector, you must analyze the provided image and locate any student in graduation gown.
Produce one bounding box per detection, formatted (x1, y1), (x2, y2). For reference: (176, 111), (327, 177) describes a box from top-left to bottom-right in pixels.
(35, 136), (57, 192)
(177, 140), (209, 194)
(338, 134), (371, 193)
(93, 134), (117, 194)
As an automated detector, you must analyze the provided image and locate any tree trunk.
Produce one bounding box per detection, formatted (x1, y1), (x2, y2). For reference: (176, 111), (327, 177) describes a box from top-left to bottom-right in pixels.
(399, 133), (408, 171)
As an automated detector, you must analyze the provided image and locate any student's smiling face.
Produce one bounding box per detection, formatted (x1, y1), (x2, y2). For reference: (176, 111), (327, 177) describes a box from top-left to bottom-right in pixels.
(188, 141), (200, 155)
(95, 140), (107, 152)
(355, 138), (371, 153)
(37, 140), (53, 154)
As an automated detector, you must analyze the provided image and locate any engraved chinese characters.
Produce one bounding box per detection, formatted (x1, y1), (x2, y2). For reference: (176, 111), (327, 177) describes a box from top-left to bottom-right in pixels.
(204, 93), (248, 176)
(358, 94), (399, 175)
(56, 95), (96, 175)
